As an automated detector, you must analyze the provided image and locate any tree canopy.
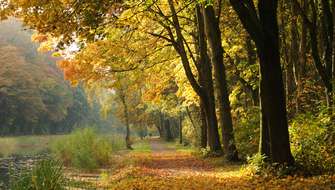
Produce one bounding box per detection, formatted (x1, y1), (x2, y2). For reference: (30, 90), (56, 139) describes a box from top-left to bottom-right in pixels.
(0, 0), (334, 174)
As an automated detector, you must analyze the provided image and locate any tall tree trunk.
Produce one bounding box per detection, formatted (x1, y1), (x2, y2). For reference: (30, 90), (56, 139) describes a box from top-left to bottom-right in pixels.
(296, 0), (308, 113)
(164, 118), (173, 141)
(191, 11), (208, 149)
(121, 95), (132, 150)
(288, 0), (299, 116)
(190, 12), (207, 149)
(259, 92), (270, 157)
(199, 102), (208, 148)
(257, 0), (293, 164)
(230, 0), (294, 164)
(194, 5), (222, 153)
(321, 0), (334, 109)
(158, 112), (165, 138)
(203, 4), (238, 161)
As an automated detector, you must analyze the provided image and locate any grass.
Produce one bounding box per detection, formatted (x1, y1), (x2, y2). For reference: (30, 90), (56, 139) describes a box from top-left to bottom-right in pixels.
(0, 135), (64, 157)
(9, 158), (66, 190)
(131, 139), (152, 153)
(0, 132), (127, 158)
(51, 128), (124, 170)
(165, 141), (193, 153)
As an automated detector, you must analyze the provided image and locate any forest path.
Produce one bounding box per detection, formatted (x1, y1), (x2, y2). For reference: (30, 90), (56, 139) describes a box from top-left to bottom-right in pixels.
(145, 137), (214, 177)
(104, 138), (335, 189)
(149, 137), (175, 152)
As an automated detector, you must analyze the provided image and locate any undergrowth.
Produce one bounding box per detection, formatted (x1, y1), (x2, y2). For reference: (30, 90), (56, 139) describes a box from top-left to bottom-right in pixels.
(290, 109), (335, 175)
(51, 128), (117, 170)
(9, 158), (66, 190)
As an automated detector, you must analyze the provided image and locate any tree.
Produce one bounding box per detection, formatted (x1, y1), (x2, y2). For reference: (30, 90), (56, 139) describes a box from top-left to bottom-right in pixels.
(0, 19), (98, 135)
(293, 0), (334, 110)
(202, 2), (239, 161)
(230, 0), (294, 164)
(2, 0), (241, 155)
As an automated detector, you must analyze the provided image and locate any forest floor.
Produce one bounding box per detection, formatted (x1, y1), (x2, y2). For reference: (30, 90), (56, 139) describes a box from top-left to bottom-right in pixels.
(90, 138), (335, 190)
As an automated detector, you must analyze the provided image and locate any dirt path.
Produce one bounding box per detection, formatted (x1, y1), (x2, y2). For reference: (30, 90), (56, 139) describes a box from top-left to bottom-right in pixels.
(143, 138), (215, 178)
(80, 138), (335, 190)
(149, 137), (175, 152)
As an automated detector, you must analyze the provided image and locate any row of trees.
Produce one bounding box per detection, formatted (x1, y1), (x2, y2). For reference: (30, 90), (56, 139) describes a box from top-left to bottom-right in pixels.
(0, 19), (114, 135)
(1, 0), (334, 165)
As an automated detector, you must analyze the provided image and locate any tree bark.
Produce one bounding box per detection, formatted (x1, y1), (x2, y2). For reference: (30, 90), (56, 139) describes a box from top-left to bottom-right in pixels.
(321, 0), (334, 109)
(287, 0), (299, 116)
(203, 4), (239, 161)
(230, 0), (294, 164)
(295, 0), (308, 113)
(259, 92), (270, 157)
(258, 0), (293, 164)
(194, 5), (222, 154)
(158, 112), (165, 138)
(164, 118), (173, 141)
(199, 102), (208, 148)
(120, 95), (132, 150)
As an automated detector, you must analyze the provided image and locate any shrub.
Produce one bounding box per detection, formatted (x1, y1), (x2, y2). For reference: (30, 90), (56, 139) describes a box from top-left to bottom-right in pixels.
(234, 107), (260, 159)
(51, 128), (114, 170)
(9, 159), (66, 190)
(108, 134), (125, 151)
(289, 108), (335, 174)
(242, 153), (299, 177)
(242, 153), (267, 175)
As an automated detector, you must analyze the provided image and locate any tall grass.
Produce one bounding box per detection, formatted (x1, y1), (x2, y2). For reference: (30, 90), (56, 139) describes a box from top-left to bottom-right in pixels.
(51, 128), (124, 170)
(9, 158), (66, 190)
(0, 135), (63, 157)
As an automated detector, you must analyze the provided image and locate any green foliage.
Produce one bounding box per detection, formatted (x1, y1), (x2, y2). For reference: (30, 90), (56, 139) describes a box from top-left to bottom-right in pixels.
(243, 153), (267, 175)
(9, 159), (66, 190)
(166, 141), (192, 153)
(234, 107), (260, 159)
(199, 147), (212, 158)
(289, 108), (335, 174)
(51, 128), (115, 170)
(182, 120), (199, 147)
(243, 153), (298, 177)
(131, 139), (152, 153)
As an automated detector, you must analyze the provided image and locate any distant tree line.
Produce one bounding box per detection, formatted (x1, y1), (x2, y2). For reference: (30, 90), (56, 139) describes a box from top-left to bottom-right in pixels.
(0, 20), (108, 136)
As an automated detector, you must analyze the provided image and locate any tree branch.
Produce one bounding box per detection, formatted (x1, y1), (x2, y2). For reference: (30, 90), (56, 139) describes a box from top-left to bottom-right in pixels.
(229, 0), (265, 50)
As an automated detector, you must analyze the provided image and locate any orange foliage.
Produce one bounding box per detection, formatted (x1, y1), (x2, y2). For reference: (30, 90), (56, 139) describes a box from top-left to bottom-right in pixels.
(31, 33), (49, 43)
